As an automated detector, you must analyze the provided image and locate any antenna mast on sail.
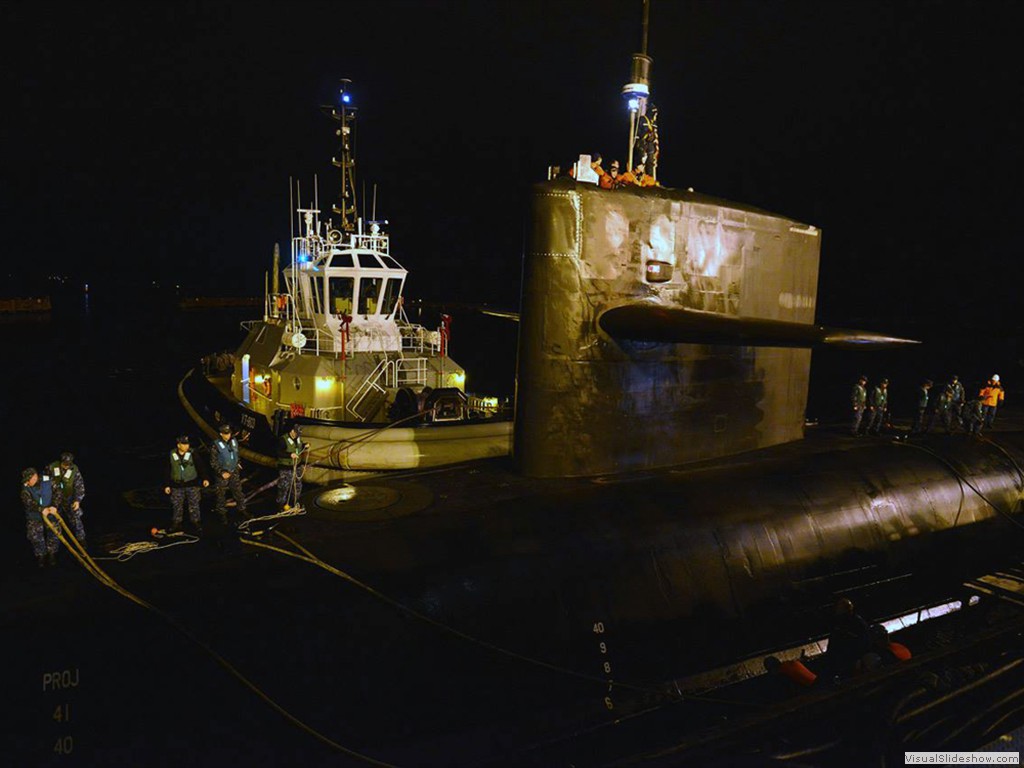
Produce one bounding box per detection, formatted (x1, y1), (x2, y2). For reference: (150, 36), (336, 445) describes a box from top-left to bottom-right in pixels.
(623, 0), (653, 173)
(323, 79), (358, 232)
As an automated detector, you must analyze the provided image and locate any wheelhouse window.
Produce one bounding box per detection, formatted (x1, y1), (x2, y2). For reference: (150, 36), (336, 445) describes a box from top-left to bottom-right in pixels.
(380, 277), (403, 316)
(328, 276), (354, 315)
(358, 277), (383, 315)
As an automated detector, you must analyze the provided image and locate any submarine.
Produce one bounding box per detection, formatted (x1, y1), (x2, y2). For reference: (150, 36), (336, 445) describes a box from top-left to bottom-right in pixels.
(10, 6), (1024, 767)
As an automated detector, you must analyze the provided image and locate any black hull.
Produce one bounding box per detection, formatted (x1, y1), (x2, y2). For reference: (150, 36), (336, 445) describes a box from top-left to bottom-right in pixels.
(178, 368), (280, 467)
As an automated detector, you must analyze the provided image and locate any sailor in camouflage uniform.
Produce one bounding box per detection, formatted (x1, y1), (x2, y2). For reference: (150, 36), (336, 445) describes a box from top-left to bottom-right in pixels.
(211, 423), (246, 523)
(850, 375), (868, 436)
(46, 452), (87, 550)
(866, 378), (889, 435)
(276, 423), (309, 512)
(163, 435), (209, 533)
(20, 467), (63, 567)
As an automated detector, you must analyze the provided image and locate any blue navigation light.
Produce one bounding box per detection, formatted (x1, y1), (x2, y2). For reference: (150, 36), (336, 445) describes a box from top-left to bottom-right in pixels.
(298, 253), (310, 264)
(628, 98), (639, 111)
(341, 93), (351, 104)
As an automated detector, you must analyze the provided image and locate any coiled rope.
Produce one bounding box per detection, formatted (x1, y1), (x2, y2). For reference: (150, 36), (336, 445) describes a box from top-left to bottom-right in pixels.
(100, 530), (200, 562)
(894, 439), (1024, 532)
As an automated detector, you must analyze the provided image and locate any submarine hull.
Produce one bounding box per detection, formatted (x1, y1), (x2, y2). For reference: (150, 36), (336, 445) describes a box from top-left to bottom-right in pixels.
(305, 432), (1024, 685)
(9, 431), (1024, 766)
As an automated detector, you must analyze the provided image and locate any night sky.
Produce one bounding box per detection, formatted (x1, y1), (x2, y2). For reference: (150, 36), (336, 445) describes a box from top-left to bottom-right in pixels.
(3, 1), (1021, 332)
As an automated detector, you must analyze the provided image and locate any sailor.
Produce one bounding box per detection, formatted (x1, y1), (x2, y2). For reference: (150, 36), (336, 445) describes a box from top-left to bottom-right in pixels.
(599, 159), (621, 189)
(850, 375), (868, 435)
(865, 378), (889, 435)
(637, 103), (660, 178)
(211, 423), (247, 523)
(590, 152), (605, 178)
(276, 423), (310, 512)
(911, 380), (933, 435)
(935, 386), (955, 433)
(163, 435), (209, 533)
(964, 396), (986, 436)
(980, 375), (1005, 429)
(46, 452), (87, 550)
(617, 162), (656, 188)
(20, 467), (62, 567)
(947, 374), (965, 426)
(822, 598), (874, 681)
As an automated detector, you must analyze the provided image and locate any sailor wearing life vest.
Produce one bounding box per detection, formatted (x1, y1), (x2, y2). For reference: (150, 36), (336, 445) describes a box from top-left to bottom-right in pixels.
(980, 374), (1006, 429)
(163, 435), (210, 533)
(46, 451), (87, 550)
(276, 422), (309, 512)
(20, 467), (63, 567)
(211, 423), (246, 523)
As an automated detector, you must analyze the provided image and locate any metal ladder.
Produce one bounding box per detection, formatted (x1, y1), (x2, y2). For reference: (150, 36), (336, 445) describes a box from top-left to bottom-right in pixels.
(346, 357), (390, 422)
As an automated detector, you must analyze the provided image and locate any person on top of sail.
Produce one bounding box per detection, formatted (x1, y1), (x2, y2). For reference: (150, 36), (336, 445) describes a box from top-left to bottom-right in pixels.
(599, 159), (621, 189)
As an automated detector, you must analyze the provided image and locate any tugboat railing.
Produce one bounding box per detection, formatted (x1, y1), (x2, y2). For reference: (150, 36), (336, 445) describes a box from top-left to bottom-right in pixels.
(399, 324), (441, 354)
(391, 358), (428, 388)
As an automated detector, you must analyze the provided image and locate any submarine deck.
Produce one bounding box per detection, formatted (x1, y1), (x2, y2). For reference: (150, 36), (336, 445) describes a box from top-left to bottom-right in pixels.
(7, 417), (1024, 766)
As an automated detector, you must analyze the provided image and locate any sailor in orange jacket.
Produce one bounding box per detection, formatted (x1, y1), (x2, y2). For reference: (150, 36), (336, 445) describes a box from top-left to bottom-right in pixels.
(599, 159), (621, 189)
(616, 162), (657, 188)
(980, 374), (1005, 428)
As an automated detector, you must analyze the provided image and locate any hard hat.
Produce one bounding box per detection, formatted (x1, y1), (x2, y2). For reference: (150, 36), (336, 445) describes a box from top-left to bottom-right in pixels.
(60, 451), (74, 464)
(176, 435), (191, 444)
(288, 423), (302, 434)
(993, 374), (1000, 382)
(217, 423), (232, 434)
(22, 467), (37, 482)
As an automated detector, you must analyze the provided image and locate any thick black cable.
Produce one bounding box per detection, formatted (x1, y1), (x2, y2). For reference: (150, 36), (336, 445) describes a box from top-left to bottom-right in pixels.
(893, 440), (1024, 533)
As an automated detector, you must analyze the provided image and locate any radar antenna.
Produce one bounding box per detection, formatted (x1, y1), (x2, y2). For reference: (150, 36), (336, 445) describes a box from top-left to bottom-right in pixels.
(321, 79), (358, 232)
(622, 0), (654, 176)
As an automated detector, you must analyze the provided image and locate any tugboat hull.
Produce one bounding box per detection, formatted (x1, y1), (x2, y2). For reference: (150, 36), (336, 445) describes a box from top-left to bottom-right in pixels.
(179, 368), (513, 481)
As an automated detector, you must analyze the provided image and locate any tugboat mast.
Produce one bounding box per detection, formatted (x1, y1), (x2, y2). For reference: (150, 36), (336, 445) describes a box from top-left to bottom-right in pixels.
(324, 79), (358, 232)
(622, 0), (653, 174)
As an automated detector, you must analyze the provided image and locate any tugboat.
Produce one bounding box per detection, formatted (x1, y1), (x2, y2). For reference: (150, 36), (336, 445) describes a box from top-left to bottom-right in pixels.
(179, 82), (512, 482)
